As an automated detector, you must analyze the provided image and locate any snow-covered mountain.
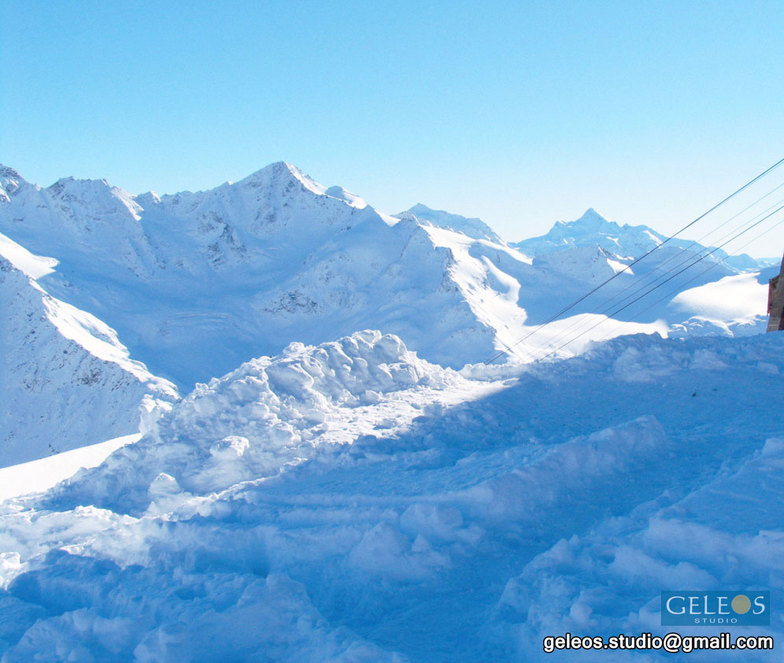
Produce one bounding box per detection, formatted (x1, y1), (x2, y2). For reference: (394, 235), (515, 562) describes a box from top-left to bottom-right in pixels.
(4, 164), (764, 393)
(395, 203), (503, 242)
(0, 163), (528, 387)
(510, 208), (769, 332)
(513, 207), (760, 272)
(0, 232), (177, 466)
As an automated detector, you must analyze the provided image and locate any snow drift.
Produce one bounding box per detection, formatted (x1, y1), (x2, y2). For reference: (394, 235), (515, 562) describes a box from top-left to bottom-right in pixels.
(46, 330), (500, 515)
(1, 330), (782, 661)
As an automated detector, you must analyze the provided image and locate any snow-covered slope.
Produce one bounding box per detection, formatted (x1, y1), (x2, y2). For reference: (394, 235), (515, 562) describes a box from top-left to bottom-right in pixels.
(0, 434), (141, 501)
(511, 208), (768, 333)
(669, 272), (769, 337)
(0, 234), (177, 467)
(1, 330), (782, 661)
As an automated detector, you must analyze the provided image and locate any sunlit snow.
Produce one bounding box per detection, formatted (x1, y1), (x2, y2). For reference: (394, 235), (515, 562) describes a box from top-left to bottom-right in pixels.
(0, 162), (779, 662)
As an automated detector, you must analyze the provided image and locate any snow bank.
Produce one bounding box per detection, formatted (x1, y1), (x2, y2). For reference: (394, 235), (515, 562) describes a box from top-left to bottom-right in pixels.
(2, 332), (783, 660)
(46, 331), (497, 514)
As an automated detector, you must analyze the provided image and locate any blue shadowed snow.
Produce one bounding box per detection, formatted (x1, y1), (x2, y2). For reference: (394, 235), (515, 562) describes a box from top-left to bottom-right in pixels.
(1, 331), (783, 661)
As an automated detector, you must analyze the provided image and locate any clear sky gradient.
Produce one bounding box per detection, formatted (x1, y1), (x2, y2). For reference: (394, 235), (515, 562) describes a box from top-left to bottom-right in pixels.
(2, 1), (783, 254)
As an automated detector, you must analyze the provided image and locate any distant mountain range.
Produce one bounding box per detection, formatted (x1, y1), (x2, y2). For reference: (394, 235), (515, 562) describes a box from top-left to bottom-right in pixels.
(512, 207), (760, 272)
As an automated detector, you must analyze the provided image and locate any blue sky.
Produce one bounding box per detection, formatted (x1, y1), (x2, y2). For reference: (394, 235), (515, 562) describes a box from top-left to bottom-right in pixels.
(1, 1), (783, 253)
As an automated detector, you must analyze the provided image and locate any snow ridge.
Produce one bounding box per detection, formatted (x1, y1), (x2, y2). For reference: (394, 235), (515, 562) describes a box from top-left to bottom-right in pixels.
(0, 252), (177, 466)
(396, 203), (503, 242)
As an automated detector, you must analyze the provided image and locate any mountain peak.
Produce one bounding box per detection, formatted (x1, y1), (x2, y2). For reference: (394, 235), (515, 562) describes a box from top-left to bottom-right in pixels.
(0, 164), (22, 180)
(42, 176), (142, 223)
(578, 207), (602, 219)
(255, 160), (300, 178)
(408, 203), (435, 215)
(236, 161), (329, 198)
(396, 203), (502, 243)
(232, 162), (378, 213)
(48, 175), (114, 194)
(0, 165), (30, 201)
(514, 208), (685, 264)
(571, 208), (617, 231)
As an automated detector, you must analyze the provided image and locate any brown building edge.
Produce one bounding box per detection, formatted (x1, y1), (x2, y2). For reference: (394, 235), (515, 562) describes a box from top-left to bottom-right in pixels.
(767, 255), (784, 331)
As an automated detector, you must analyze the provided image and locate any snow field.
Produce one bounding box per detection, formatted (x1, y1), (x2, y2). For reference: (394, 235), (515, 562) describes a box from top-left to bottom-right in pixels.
(0, 330), (782, 660)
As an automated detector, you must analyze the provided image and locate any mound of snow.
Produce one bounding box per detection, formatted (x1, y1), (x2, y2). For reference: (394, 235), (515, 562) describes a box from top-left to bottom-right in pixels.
(47, 331), (501, 514)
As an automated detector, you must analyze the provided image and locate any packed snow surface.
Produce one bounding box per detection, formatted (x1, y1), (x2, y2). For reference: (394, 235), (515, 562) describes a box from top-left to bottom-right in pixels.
(1, 330), (782, 661)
